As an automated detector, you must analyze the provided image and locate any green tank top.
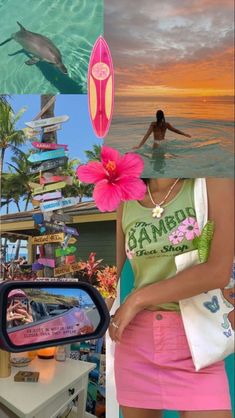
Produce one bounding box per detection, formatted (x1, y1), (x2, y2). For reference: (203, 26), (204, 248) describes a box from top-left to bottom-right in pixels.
(122, 179), (198, 311)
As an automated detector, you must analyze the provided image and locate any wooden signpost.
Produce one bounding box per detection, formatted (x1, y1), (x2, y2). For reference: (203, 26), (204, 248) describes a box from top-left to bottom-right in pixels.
(25, 115), (69, 129)
(70, 262), (81, 273)
(28, 149), (66, 163)
(54, 261), (81, 276)
(32, 233), (64, 245)
(32, 181), (66, 195)
(33, 191), (62, 201)
(40, 197), (79, 212)
(65, 255), (76, 264)
(28, 157), (68, 173)
(24, 128), (41, 139)
(68, 237), (77, 245)
(32, 96), (56, 121)
(32, 142), (68, 151)
(54, 265), (71, 277)
(55, 246), (76, 257)
(32, 262), (44, 272)
(52, 213), (72, 223)
(32, 214), (44, 225)
(40, 221), (79, 237)
(40, 174), (73, 185)
(37, 258), (55, 268)
(43, 124), (61, 133)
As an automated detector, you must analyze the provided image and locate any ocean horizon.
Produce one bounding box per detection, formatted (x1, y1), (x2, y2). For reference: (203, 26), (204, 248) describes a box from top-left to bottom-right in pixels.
(105, 96), (234, 178)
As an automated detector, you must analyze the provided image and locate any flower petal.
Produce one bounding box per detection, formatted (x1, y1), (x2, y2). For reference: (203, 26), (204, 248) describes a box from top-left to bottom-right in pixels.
(116, 153), (145, 178)
(93, 180), (123, 212)
(76, 161), (107, 184)
(116, 177), (147, 200)
(101, 146), (122, 165)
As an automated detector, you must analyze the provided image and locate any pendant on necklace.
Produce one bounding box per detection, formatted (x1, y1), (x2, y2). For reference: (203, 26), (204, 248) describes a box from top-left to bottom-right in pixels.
(152, 205), (164, 218)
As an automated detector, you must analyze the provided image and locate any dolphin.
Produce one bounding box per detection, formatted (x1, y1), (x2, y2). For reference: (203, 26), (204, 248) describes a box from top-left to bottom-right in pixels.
(0, 22), (68, 74)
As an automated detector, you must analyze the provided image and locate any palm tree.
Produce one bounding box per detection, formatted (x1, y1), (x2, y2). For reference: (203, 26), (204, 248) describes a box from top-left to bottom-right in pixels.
(0, 101), (27, 176)
(7, 150), (37, 259)
(0, 95), (11, 105)
(63, 159), (93, 202)
(84, 144), (101, 161)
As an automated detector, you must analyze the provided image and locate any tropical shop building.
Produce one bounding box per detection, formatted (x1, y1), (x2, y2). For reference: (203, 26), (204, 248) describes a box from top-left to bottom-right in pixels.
(0, 201), (116, 267)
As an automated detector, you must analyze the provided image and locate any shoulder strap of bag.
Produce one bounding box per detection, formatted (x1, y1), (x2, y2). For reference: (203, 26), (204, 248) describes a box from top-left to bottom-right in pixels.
(194, 178), (208, 231)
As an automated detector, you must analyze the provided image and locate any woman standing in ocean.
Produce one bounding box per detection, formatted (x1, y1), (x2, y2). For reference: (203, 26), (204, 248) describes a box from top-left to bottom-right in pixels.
(133, 110), (191, 151)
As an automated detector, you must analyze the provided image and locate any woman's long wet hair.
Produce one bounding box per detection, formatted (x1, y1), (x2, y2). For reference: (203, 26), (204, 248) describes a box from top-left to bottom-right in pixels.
(156, 110), (165, 128)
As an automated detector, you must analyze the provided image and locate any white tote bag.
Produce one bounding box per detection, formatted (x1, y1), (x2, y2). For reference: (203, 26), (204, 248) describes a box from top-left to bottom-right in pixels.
(176, 178), (234, 371)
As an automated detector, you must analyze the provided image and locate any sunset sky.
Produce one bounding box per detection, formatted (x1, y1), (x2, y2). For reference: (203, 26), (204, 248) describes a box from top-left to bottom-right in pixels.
(105, 0), (234, 98)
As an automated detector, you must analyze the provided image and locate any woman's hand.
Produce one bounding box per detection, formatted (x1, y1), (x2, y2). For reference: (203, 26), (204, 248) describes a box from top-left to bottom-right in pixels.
(109, 292), (142, 342)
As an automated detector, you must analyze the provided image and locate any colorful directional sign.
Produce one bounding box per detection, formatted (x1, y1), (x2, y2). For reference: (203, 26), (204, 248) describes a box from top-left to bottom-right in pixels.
(40, 174), (73, 186)
(32, 214), (44, 225)
(25, 115), (69, 129)
(28, 157), (68, 174)
(65, 255), (76, 265)
(32, 182), (66, 195)
(31, 233), (64, 245)
(24, 128), (41, 139)
(43, 124), (61, 133)
(40, 221), (79, 237)
(40, 197), (79, 212)
(52, 213), (73, 223)
(33, 191), (62, 201)
(28, 149), (66, 163)
(54, 261), (81, 276)
(32, 262), (44, 272)
(54, 264), (71, 276)
(88, 36), (114, 138)
(32, 142), (68, 151)
(55, 246), (76, 257)
(38, 258), (55, 268)
(68, 237), (77, 245)
(31, 199), (40, 208)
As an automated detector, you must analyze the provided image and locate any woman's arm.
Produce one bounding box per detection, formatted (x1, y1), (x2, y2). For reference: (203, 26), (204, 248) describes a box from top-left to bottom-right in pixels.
(110, 179), (234, 341)
(166, 122), (191, 138)
(132, 123), (154, 149)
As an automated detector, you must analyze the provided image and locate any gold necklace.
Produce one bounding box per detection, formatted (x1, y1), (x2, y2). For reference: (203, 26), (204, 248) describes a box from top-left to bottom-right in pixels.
(147, 178), (180, 218)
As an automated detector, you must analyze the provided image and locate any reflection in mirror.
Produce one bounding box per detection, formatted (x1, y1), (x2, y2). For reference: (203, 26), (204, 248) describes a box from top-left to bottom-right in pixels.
(6, 287), (101, 346)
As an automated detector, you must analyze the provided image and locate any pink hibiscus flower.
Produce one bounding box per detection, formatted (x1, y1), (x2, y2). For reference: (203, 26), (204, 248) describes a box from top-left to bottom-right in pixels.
(76, 146), (146, 212)
(178, 217), (200, 241)
(169, 229), (185, 245)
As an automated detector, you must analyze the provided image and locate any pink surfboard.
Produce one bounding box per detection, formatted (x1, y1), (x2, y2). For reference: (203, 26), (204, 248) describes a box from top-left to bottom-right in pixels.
(88, 36), (114, 138)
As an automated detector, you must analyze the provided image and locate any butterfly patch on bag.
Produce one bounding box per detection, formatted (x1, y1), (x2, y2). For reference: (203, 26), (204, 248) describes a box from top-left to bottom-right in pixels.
(221, 276), (235, 331)
(203, 296), (220, 313)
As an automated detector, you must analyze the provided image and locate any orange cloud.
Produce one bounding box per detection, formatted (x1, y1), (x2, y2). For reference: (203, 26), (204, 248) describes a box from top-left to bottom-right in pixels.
(116, 47), (234, 97)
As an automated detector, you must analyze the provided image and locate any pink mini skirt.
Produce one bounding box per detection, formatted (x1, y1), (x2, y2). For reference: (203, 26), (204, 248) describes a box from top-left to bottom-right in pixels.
(114, 310), (231, 411)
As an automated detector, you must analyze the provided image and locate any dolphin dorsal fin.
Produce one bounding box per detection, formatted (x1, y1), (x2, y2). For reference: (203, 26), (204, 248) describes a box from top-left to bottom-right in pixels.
(17, 21), (26, 31)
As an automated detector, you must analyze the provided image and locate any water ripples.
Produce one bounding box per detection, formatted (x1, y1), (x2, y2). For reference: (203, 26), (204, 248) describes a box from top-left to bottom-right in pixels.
(0, 0), (102, 93)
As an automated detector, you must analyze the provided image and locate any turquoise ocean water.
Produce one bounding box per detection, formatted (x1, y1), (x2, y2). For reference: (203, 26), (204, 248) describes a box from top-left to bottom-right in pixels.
(0, 0), (103, 94)
(105, 98), (234, 178)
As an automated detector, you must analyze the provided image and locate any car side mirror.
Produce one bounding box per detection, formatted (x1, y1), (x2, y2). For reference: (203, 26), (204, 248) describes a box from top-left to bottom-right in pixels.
(0, 281), (110, 353)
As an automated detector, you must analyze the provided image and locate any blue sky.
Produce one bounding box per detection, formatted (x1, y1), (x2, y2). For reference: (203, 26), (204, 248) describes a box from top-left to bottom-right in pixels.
(41, 288), (94, 305)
